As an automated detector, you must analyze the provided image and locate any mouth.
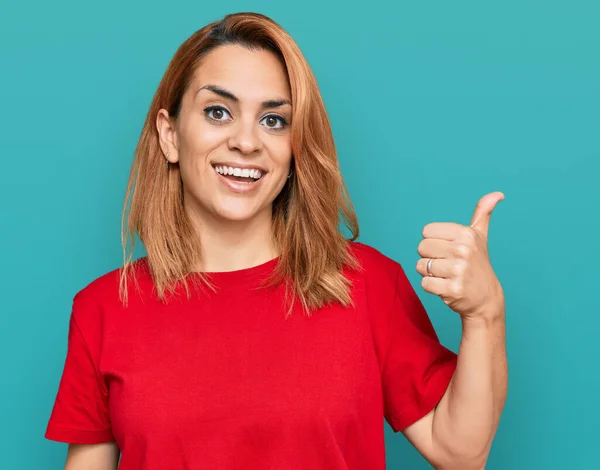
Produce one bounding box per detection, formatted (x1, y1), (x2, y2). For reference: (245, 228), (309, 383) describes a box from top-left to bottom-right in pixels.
(212, 164), (266, 184)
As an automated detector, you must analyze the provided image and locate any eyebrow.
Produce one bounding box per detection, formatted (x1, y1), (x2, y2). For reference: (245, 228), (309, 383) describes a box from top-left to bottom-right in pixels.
(196, 84), (291, 109)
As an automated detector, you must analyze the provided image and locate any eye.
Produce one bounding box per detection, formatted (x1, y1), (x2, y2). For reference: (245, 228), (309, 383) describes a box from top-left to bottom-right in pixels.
(204, 105), (232, 122)
(260, 114), (288, 130)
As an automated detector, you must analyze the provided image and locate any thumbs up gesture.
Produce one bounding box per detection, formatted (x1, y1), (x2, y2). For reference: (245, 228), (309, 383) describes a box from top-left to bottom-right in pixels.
(417, 192), (505, 321)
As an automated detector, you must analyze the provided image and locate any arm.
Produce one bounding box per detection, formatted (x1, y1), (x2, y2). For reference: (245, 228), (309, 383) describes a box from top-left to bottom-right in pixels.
(46, 295), (119, 468)
(403, 306), (508, 469)
(65, 443), (120, 470)
(407, 191), (508, 468)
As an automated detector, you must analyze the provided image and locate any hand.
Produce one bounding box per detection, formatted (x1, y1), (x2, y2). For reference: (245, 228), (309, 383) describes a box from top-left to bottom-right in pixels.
(416, 192), (505, 321)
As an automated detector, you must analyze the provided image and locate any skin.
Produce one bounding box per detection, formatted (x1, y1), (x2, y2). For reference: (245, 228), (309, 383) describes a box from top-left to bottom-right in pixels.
(64, 442), (119, 469)
(158, 44), (294, 273)
(64, 45), (507, 469)
(404, 192), (508, 468)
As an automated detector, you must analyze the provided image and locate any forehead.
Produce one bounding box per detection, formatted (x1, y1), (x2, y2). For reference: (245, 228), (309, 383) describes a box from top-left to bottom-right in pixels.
(191, 45), (291, 101)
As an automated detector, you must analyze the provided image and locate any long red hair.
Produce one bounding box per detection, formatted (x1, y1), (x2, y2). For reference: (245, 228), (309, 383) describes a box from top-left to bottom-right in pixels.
(120, 12), (359, 314)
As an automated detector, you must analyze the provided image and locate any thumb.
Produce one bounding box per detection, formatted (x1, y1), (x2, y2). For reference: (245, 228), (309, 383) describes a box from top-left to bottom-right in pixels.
(470, 191), (505, 238)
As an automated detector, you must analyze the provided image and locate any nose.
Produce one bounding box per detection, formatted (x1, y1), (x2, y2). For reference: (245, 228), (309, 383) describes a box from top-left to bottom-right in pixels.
(227, 118), (263, 155)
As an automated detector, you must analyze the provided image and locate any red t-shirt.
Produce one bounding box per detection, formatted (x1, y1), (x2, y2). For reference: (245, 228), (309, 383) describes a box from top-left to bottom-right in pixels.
(45, 242), (457, 469)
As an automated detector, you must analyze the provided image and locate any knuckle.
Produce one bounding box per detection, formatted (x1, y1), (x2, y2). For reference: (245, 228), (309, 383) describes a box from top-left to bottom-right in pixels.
(455, 243), (471, 258)
(449, 280), (463, 296)
(453, 261), (467, 277)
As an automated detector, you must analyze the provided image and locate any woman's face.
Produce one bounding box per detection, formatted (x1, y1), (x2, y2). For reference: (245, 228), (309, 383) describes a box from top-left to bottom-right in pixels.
(157, 44), (293, 225)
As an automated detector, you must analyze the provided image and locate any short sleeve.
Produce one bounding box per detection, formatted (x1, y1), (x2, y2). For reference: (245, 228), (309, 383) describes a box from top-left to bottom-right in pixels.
(45, 294), (115, 444)
(382, 262), (457, 432)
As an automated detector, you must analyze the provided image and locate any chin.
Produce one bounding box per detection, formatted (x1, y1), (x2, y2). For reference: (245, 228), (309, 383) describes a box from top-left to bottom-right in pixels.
(212, 201), (264, 223)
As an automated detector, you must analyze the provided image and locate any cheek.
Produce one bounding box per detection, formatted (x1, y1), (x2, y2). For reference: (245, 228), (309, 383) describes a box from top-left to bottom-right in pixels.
(178, 123), (226, 174)
(185, 125), (224, 157)
(270, 149), (293, 189)
(270, 138), (293, 171)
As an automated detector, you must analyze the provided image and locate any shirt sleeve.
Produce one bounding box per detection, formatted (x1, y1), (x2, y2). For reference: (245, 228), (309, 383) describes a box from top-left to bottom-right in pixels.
(45, 293), (115, 444)
(382, 262), (458, 432)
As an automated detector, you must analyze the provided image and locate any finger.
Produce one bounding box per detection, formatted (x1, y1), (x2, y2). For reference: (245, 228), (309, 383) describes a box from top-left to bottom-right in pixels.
(470, 191), (504, 238)
(417, 238), (455, 259)
(421, 276), (451, 296)
(422, 222), (464, 241)
(416, 258), (456, 279)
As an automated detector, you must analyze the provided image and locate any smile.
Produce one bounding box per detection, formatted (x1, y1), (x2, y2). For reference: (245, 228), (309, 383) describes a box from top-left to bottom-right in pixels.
(212, 164), (265, 183)
(211, 163), (267, 194)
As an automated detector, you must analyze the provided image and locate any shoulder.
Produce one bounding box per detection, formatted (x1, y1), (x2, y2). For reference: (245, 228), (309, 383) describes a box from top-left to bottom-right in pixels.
(346, 241), (409, 298)
(347, 241), (403, 280)
(71, 257), (151, 326)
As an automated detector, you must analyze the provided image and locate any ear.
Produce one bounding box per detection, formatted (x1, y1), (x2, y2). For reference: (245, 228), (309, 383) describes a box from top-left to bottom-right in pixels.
(156, 109), (179, 163)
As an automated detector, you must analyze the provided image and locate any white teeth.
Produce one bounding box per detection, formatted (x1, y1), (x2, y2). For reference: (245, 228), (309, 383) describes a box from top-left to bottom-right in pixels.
(214, 165), (264, 180)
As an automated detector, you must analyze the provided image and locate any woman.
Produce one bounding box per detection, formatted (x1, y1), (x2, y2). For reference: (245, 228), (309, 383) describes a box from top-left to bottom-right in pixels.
(45, 12), (507, 470)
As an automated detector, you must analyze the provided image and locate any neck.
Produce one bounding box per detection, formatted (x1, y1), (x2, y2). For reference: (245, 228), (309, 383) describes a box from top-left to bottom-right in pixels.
(187, 204), (278, 273)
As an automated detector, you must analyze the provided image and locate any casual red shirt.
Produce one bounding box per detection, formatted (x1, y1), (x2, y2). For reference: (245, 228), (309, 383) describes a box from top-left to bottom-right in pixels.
(45, 242), (457, 469)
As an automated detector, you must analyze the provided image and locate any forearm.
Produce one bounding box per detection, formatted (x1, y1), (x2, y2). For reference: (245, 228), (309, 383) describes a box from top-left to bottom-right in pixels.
(432, 305), (508, 468)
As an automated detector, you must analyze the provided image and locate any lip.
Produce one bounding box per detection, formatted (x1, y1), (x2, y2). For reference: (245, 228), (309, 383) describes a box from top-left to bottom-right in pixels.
(212, 165), (265, 194)
(211, 161), (268, 173)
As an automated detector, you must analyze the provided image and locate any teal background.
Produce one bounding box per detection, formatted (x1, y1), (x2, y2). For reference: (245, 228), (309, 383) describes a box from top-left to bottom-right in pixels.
(1, 0), (598, 467)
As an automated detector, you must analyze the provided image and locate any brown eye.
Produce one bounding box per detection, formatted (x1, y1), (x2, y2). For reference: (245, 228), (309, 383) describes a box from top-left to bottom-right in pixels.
(204, 106), (231, 122)
(260, 114), (287, 130)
